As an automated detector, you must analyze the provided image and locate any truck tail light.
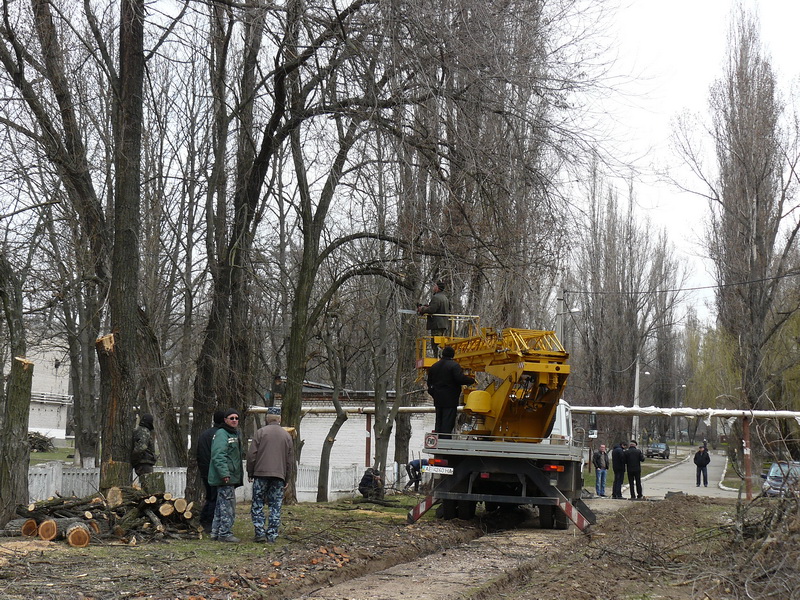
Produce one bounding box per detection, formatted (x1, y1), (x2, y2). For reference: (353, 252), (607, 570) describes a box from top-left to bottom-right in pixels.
(480, 472), (490, 479)
(543, 464), (564, 473)
(429, 458), (448, 467)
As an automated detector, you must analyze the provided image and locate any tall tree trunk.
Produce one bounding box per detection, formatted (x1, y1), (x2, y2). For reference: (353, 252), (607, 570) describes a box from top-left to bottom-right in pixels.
(137, 308), (188, 467)
(100, 0), (144, 491)
(0, 254), (31, 528)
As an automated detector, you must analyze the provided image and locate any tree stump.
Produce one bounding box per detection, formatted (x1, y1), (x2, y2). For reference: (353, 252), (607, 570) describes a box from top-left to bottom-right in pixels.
(140, 472), (165, 494)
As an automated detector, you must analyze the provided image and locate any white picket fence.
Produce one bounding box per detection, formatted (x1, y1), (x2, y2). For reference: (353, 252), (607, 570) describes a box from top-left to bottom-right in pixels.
(27, 461), (399, 504)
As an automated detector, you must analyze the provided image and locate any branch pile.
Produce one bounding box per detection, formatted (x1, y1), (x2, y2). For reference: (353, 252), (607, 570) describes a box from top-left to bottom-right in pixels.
(0, 487), (201, 547)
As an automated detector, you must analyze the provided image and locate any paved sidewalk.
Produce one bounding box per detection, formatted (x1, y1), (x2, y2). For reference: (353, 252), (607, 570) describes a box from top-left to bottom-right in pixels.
(634, 448), (740, 500)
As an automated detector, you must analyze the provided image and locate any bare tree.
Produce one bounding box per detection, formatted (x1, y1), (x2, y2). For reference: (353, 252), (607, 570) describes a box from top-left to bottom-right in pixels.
(566, 170), (685, 441)
(675, 10), (800, 416)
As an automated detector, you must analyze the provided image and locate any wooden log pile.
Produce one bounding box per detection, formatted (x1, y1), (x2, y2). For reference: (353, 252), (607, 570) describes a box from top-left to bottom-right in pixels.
(0, 487), (201, 547)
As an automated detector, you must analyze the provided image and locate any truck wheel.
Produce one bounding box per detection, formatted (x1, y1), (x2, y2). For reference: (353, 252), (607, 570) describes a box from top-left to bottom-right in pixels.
(538, 505), (555, 529)
(457, 500), (476, 520)
(484, 501), (499, 512)
(554, 509), (569, 530)
(441, 499), (457, 520)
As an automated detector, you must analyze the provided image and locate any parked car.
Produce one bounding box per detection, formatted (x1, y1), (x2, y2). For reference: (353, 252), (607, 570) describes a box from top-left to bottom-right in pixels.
(761, 461), (800, 497)
(645, 442), (670, 459)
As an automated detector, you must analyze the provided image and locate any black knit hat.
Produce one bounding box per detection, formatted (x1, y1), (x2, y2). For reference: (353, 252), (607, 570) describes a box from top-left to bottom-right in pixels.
(436, 280), (446, 290)
(442, 346), (455, 358)
(213, 410), (225, 425)
(225, 408), (240, 419)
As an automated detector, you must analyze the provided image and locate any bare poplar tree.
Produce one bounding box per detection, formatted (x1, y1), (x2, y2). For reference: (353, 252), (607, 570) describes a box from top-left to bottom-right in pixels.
(675, 9), (800, 415)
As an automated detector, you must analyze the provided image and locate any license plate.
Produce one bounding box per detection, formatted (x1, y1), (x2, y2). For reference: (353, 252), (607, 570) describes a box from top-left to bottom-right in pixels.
(422, 465), (453, 475)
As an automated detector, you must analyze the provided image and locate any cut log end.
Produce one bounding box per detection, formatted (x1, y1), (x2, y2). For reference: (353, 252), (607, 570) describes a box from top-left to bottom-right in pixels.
(66, 522), (92, 548)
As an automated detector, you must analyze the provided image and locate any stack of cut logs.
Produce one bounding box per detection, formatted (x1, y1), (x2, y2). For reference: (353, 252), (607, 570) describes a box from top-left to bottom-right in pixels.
(0, 487), (201, 547)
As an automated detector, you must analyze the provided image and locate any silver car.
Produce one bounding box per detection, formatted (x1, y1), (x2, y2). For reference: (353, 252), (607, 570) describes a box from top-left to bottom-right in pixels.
(761, 461), (800, 497)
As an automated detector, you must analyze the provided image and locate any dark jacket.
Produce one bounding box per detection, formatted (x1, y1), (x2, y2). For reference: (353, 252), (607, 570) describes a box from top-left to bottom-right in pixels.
(694, 449), (711, 468)
(611, 445), (626, 471)
(246, 422), (294, 481)
(624, 445), (645, 473)
(426, 357), (475, 408)
(420, 291), (450, 331)
(196, 425), (220, 479)
(208, 426), (244, 487)
(593, 450), (609, 470)
(131, 425), (156, 468)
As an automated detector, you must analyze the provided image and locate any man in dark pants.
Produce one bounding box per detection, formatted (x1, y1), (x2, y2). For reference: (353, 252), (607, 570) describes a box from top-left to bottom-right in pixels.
(417, 281), (451, 357)
(611, 441), (628, 499)
(196, 410), (225, 534)
(426, 346), (475, 438)
(694, 445), (711, 487)
(625, 440), (645, 500)
(405, 458), (429, 492)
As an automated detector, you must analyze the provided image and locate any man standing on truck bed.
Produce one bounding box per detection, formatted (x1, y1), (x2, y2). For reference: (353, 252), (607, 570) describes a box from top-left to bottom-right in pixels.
(417, 280), (450, 357)
(427, 345), (475, 438)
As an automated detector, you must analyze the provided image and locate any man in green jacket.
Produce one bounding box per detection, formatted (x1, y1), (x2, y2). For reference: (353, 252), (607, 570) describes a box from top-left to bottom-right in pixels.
(208, 408), (244, 542)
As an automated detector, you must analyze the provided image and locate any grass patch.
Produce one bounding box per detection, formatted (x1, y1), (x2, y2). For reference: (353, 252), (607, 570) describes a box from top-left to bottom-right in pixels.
(28, 447), (73, 466)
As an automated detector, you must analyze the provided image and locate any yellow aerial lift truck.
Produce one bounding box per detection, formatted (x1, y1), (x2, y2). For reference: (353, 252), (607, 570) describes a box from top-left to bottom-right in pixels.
(408, 316), (595, 531)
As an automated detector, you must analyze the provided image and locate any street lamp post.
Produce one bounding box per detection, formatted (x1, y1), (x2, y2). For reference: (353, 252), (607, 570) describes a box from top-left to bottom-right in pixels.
(673, 383), (685, 457)
(631, 357), (649, 442)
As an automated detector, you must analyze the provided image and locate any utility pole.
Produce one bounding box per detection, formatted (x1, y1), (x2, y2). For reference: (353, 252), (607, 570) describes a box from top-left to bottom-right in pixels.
(632, 355), (641, 442)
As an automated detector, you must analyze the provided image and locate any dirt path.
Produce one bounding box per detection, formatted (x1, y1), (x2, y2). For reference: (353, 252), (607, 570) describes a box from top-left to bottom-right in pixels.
(298, 527), (562, 599)
(298, 500), (621, 600)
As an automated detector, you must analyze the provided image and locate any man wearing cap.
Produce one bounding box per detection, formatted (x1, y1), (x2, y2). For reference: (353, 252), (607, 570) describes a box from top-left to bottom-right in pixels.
(131, 413), (156, 477)
(247, 408), (294, 543)
(694, 444), (711, 487)
(426, 345), (475, 438)
(625, 439), (645, 500)
(209, 408), (245, 542)
(417, 280), (450, 357)
(196, 409), (225, 533)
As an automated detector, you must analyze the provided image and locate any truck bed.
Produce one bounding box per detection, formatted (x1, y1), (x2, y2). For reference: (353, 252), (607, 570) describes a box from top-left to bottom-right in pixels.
(424, 435), (584, 462)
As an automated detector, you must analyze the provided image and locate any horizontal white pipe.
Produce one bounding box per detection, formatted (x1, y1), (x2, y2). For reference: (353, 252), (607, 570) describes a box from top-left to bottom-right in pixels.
(570, 405), (800, 420)
(250, 403), (800, 421)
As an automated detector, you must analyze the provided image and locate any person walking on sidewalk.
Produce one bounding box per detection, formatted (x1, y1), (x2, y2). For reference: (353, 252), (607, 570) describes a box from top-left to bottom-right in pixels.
(694, 445), (711, 487)
(625, 440), (645, 500)
(593, 444), (610, 497)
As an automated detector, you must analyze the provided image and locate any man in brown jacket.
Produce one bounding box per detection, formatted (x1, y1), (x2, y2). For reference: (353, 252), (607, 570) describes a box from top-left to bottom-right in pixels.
(246, 409), (294, 543)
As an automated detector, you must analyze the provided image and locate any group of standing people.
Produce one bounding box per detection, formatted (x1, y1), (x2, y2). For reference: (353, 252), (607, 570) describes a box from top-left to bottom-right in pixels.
(593, 440), (713, 499)
(196, 407), (294, 543)
(594, 440), (645, 500)
(133, 407), (294, 544)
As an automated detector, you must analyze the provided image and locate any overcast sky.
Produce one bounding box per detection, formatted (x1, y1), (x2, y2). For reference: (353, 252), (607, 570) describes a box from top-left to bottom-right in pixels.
(602, 0), (800, 322)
